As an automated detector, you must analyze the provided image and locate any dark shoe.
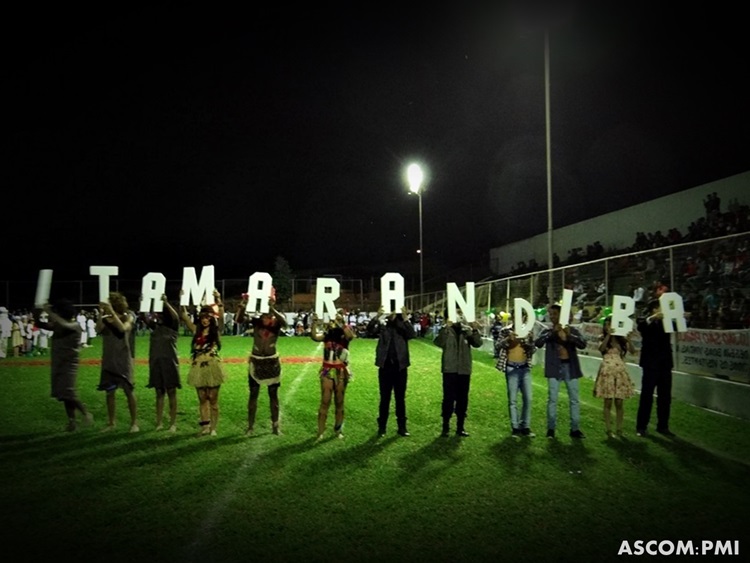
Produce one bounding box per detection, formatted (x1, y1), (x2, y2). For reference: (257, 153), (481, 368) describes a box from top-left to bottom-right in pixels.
(456, 430), (470, 437)
(511, 428), (521, 438)
(521, 428), (536, 438)
(397, 428), (410, 437)
(378, 427), (386, 437)
(570, 430), (586, 439)
(636, 429), (647, 438)
(656, 428), (676, 437)
(546, 429), (555, 439)
(441, 420), (450, 437)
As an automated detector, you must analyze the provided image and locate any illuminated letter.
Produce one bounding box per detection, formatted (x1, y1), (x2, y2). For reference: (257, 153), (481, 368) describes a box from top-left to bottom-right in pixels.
(659, 292), (687, 333)
(513, 298), (536, 338)
(559, 288), (573, 327)
(245, 272), (273, 313)
(446, 282), (475, 322)
(180, 265), (216, 307)
(315, 278), (340, 318)
(34, 269), (53, 308)
(140, 273), (166, 313)
(380, 273), (404, 313)
(90, 266), (118, 303)
(611, 295), (635, 336)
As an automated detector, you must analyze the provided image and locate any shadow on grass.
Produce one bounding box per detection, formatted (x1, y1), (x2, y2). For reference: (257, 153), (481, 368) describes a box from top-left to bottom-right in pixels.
(397, 434), (464, 481)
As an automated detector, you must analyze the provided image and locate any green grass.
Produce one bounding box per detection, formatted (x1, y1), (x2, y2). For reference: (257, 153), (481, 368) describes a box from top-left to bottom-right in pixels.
(1, 335), (749, 562)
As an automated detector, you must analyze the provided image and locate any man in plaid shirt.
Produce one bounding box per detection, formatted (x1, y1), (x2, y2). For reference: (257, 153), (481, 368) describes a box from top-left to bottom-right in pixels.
(495, 311), (537, 437)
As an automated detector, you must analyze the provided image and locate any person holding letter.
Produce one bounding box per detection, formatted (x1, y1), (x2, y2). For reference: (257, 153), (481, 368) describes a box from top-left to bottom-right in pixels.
(310, 310), (355, 440)
(434, 309), (483, 437)
(181, 289), (227, 437)
(141, 294), (181, 433)
(593, 316), (636, 438)
(36, 299), (94, 431)
(235, 294), (287, 436)
(635, 299), (675, 438)
(96, 292), (139, 433)
(374, 305), (415, 437)
(495, 310), (537, 438)
(535, 304), (586, 439)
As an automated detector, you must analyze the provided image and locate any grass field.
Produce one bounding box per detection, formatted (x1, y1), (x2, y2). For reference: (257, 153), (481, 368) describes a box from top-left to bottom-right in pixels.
(1, 334), (749, 562)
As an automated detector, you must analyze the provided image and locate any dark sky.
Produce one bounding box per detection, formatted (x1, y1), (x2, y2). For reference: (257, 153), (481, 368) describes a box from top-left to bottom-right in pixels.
(7, 3), (749, 283)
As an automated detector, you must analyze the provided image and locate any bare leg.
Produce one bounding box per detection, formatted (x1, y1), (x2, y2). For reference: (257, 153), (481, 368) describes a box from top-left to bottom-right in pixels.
(167, 388), (177, 431)
(124, 386), (138, 432)
(269, 385), (280, 434)
(318, 378), (333, 438)
(247, 385), (260, 433)
(105, 391), (116, 428)
(197, 388), (210, 435)
(208, 386), (220, 435)
(334, 377), (347, 436)
(155, 388), (165, 430)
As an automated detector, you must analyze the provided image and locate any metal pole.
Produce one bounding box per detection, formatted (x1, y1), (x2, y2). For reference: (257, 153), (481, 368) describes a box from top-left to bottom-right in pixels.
(419, 191), (424, 311)
(545, 29), (553, 304)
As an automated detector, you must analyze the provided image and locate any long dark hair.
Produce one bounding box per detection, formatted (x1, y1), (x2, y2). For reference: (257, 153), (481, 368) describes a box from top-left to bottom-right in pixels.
(602, 316), (627, 356)
(191, 307), (222, 355)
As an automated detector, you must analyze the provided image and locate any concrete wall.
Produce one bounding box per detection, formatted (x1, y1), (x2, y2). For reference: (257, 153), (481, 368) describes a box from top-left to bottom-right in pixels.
(478, 337), (750, 421)
(489, 171), (750, 275)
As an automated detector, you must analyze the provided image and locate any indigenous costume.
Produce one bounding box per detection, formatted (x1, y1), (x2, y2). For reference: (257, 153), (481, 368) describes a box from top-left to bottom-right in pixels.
(187, 332), (226, 388)
(319, 327), (351, 385)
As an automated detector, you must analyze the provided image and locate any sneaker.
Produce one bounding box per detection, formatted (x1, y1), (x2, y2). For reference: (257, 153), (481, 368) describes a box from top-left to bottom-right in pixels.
(101, 424), (116, 433)
(456, 430), (470, 437)
(316, 433), (325, 442)
(336, 431), (345, 439)
(511, 428), (522, 438)
(245, 427), (254, 436)
(129, 424), (140, 434)
(570, 430), (585, 439)
(636, 429), (647, 438)
(155, 423), (164, 431)
(546, 429), (555, 439)
(210, 430), (217, 437)
(397, 428), (411, 437)
(521, 428), (536, 438)
(377, 427), (387, 438)
(167, 424), (177, 433)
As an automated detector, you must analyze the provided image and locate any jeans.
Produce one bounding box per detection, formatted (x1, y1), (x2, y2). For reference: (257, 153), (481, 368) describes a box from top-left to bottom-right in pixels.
(546, 363), (580, 432)
(506, 362), (532, 430)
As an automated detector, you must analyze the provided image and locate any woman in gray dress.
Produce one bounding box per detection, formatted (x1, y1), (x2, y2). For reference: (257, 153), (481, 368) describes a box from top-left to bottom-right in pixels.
(142, 294), (181, 432)
(96, 292), (138, 432)
(37, 299), (93, 431)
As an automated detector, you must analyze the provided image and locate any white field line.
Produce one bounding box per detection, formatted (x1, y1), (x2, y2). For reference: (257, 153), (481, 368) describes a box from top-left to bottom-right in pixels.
(185, 341), (322, 560)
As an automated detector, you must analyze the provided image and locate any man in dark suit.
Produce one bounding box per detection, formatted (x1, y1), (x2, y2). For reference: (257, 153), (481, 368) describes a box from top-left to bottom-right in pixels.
(635, 299), (675, 437)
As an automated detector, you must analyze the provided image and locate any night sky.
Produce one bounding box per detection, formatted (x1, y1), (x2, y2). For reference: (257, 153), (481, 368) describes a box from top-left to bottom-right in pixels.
(7, 3), (749, 283)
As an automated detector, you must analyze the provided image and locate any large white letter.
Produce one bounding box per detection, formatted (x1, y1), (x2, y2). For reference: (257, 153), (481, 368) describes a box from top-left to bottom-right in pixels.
(446, 282), (475, 322)
(34, 269), (53, 307)
(140, 273), (166, 313)
(659, 292), (687, 333)
(245, 272), (273, 313)
(315, 278), (340, 319)
(180, 265), (216, 307)
(380, 273), (404, 313)
(559, 288), (573, 327)
(513, 298), (536, 338)
(611, 295), (635, 336)
(90, 266), (118, 303)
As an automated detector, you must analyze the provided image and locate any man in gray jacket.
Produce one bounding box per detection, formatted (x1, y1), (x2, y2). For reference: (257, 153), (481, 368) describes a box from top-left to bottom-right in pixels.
(434, 310), (483, 437)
